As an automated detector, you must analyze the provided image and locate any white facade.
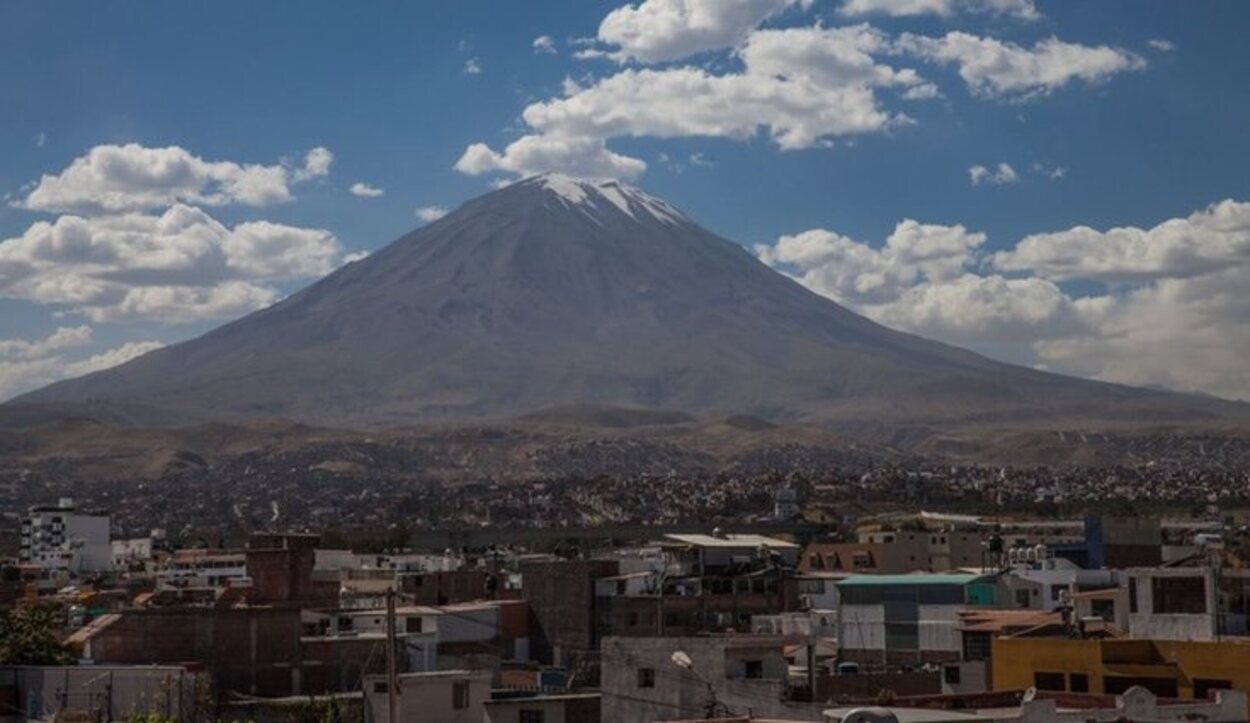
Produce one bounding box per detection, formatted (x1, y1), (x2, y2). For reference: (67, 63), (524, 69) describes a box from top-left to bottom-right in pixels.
(111, 538), (153, 570)
(363, 670), (490, 723)
(1004, 557), (1119, 610)
(19, 499), (111, 573)
(157, 550), (247, 588)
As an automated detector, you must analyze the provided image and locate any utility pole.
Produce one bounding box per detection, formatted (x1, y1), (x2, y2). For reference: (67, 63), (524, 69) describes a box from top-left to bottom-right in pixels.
(385, 589), (399, 723)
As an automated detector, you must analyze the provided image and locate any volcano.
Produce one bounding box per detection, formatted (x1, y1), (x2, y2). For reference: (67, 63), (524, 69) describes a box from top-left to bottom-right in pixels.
(9, 175), (1243, 428)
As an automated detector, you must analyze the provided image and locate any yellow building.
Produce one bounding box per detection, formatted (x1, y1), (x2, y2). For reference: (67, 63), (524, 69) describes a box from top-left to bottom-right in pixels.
(993, 637), (1250, 700)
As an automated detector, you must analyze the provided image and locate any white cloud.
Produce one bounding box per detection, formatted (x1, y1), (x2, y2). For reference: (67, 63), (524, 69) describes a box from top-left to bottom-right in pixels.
(291, 146), (334, 182)
(969, 162), (1019, 185)
(994, 199), (1250, 283)
(840, 0), (1039, 21)
(757, 199), (1250, 400)
(533, 35), (557, 54)
(33, 132), (47, 148)
(18, 143), (334, 215)
(464, 57), (483, 75)
(1147, 38), (1176, 53)
(0, 204), (343, 323)
(0, 328), (164, 401)
(895, 32), (1146, 99)
(592, 0), (809, 63)
(350, 182), (385, 198)
(458, 24), (925, 179)
(415, 205), (449, 222)
(0, 325), (92, 361)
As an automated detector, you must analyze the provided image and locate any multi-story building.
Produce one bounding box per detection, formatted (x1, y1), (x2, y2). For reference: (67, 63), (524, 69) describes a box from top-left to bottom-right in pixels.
(1125, 563), (1250, 640)
(836, 573), (1002, 666)
(992, 636), (1250, 701)
(19, 498), (111, 573)
(801, 528), (985, 575)
(594, 533), (801, 639)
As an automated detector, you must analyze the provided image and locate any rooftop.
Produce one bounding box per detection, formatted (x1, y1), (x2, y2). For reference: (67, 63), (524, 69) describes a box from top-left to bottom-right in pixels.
(837, 573), (989, 587)
(663, 533), (799, 549)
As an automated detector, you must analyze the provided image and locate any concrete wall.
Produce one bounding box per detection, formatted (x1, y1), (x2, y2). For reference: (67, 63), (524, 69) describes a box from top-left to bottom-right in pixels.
(600, 636), (827, 723)
(484, 694), (601, 723)
(521, 559), (619, 666)
(0, 665), (206, 722)
(363, 670), (491, 723)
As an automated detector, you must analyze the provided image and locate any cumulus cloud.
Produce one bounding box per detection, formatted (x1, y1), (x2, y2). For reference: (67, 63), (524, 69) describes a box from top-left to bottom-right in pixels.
(18, 143), (334, 215)
(350, 182), (385, 198)
(291, 146), (334, 182)
(895, 32), (1146, 99)
(995, 199), (1250, 283)
(591, 0), (810, 63)
(0, 204), (343, 323)
(757, 199), (1250, 400)
(415, 205), (449, 222)
(463, 57), (483, 75)
(458, 24), (927, 179)
(840, 0), (1039, 20)
(460, 0), (1141, 180)
(0, 325), (92, 361)
(969, 162), (1019, 185)
(533, 35), (557, 54)
(0, 327), (164, 401)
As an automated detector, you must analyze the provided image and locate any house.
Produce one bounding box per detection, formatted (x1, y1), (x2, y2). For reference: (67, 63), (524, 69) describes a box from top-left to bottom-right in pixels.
(601, 635), (826, 723)
(594, 533), (801, 641)
(992, 636), (1250, 700)
(1000, 553), (1118, 610)
(801, 529), (984, 575)
(1124, 562), (1250, 639)
(362, 669), (491, 723)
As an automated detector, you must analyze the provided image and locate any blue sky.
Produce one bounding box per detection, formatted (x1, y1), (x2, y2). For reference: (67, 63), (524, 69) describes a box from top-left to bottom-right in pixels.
(2, 0), (1249, 401)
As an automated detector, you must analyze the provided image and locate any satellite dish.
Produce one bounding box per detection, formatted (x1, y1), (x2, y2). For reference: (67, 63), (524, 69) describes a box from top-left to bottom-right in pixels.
(1022, 686), (1037, 703)
(671, 651), (693, 669)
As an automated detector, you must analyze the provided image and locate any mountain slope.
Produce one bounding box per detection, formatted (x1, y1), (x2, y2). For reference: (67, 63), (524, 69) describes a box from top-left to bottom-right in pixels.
(10, 175), (1245, 427)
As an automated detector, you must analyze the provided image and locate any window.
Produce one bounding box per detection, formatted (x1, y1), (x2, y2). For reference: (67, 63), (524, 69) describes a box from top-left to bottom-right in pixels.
(637, 668), (655, 688)
(373, 681), (388, 693)
(1129, 578), (1138, 614)
(962, 632), (992, 662)
(944, 665), (962, 685)
(1091, 598), (1116, 621)
(519, 711), (545, 723)
(452, 681), (469, 709)
(1034, 672), (1065, 691)
(1194, 679), (1233, 699)
(1015, 589), (1031, 608)
(744, 660), (764, 679)
(1151, 576), (1207, 614)
(1104, 676), (1178, 698)
(1069, 673), (1089, 693)
(405, 617), (422, 633)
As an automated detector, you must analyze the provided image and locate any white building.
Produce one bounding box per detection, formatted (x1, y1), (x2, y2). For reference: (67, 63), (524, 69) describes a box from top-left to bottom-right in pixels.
(19, 498), (111, 573)
(1002, 554), (1119, 610)
(363, 669), (490, 723)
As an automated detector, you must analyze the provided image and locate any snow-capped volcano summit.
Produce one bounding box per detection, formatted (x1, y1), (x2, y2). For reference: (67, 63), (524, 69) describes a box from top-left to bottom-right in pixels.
(519, 173), (687, 225)
(10, 176), (1244, 427)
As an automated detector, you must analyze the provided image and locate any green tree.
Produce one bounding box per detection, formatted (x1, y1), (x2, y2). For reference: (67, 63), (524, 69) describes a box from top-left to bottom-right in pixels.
(0, 603), (72, 665)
